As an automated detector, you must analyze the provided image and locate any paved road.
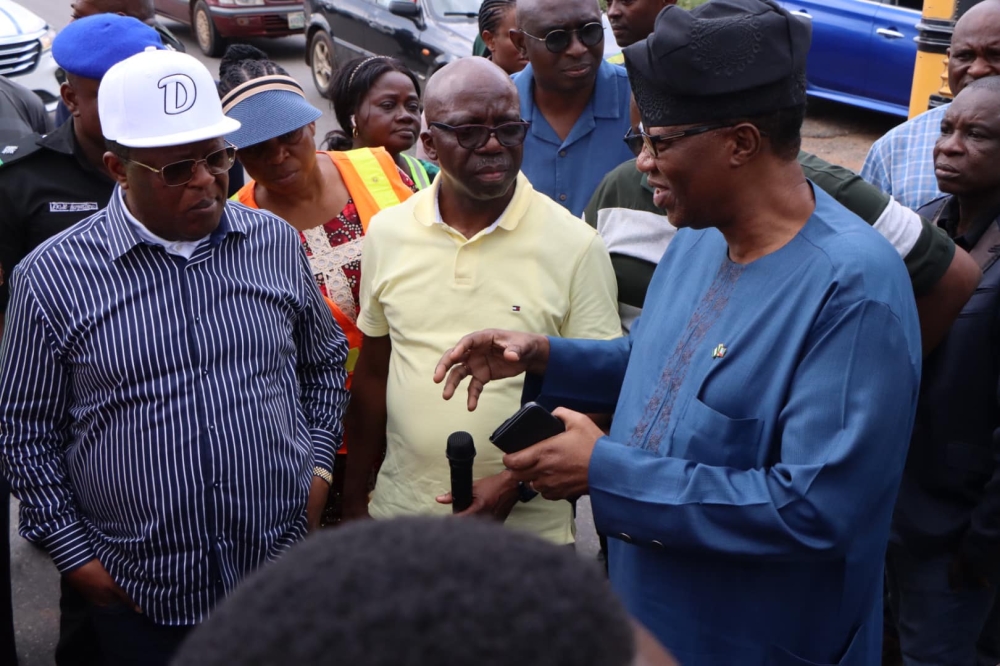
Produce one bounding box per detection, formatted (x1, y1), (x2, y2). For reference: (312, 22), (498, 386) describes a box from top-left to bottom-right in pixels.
(11, 2), (902, 663)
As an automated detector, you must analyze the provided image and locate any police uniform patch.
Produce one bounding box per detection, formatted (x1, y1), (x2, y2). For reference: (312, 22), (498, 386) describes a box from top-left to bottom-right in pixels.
(50, 202), (100, 213)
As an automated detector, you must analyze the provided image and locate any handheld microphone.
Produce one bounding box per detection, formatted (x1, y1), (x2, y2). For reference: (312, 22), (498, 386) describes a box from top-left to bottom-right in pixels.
(446, 431), (476, 513)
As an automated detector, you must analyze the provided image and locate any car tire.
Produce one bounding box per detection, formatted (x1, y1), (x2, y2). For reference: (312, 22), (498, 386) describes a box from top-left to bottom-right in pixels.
(310, 30), (336, 97)
(193, 1), (226, 57)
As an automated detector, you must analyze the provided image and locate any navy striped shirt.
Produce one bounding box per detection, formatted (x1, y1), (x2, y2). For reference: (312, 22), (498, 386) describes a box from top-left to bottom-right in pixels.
(0, 189), (349, 625)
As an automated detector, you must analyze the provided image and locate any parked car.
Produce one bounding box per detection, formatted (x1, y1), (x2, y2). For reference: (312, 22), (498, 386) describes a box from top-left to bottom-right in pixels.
(776, 0), (922, 117)
(0, 0), (60, 113)
(154, 0), (306, 58)
(304, 0), (478, 96)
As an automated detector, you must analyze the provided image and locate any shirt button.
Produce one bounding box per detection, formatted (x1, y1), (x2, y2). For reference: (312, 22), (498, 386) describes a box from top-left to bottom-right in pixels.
(651, 540), (665, 550)
(559, 194), (567, 201)
(208, 425), (215, 430)
(618, 533), (633, 544)
(559, 150), (567, 157)
(203, 369), (209, 376)
(195, 317), (201, 323)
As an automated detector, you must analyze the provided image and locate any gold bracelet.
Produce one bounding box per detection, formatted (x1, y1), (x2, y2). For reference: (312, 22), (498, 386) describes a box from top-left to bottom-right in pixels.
(312, 466), (333, 485)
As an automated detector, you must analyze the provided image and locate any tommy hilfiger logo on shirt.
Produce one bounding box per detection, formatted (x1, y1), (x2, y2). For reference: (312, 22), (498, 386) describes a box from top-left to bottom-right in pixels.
(712, 344), (727, 359)
(511, 305), (521, 312)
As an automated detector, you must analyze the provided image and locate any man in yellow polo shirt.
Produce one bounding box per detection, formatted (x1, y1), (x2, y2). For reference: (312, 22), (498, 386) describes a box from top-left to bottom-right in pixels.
(341, 57), (620, 543)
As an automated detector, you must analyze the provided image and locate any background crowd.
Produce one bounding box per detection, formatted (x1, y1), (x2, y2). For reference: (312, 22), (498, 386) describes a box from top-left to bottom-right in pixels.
(0, 0), (999, 664)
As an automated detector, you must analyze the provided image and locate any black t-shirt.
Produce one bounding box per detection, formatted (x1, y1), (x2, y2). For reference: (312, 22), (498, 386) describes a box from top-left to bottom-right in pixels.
(0, 119), (115, 311)
(0, 75), (50, 143)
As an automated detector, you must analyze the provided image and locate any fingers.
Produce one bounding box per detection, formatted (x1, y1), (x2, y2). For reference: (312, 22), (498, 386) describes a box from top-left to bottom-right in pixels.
(552, 407), (574, 424)
(441, 362), (470, 401)
(435, 492), (453, 505)
(504, 443), (544, 472)
(433, 344), (465, 385)
(466, 376), (485, 412)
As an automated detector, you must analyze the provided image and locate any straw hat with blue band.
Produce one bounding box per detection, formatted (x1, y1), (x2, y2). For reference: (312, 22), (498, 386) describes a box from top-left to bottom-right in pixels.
(221, 74), (323, 149)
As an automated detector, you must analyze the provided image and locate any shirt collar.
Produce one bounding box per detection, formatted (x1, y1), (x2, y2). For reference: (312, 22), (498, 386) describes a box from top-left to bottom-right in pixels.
(37, 118), (76, 155)
(104, 185), (248, 261)
(416, 171), (532, 234)
(514, 61), (624, 121)
(935, 196), (1000, 251)
(39, 119), (112, 181)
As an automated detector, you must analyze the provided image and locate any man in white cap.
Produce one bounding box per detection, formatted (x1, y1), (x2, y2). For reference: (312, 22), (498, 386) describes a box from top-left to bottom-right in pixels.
(0, 49), (349, 665)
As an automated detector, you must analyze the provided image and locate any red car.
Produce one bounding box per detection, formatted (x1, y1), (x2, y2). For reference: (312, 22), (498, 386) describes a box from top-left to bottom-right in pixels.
(154, 0), (305, 57)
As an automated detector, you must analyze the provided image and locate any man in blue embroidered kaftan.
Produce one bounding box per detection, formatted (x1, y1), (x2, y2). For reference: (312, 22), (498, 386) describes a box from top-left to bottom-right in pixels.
(433, 2), (922, 664)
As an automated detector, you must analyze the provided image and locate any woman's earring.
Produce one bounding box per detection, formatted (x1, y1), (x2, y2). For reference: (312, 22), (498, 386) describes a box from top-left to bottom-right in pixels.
(351, 114), (358, 138)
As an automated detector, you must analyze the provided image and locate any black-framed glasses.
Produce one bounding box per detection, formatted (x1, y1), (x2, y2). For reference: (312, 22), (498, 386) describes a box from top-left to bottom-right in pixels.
(428, 120), (531, 150)
(623, 123), (734, 158)
(123, 143), (237, 187)
(519, 22), (604, 53)
(237, 126), (307, 160)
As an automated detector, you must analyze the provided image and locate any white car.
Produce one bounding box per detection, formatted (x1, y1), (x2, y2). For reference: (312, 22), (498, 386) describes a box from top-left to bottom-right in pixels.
(0, 0), (60, 113)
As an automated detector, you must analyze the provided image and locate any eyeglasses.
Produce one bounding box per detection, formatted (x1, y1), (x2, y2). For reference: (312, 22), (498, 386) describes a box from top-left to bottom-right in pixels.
(237, 126), (307, 160)
(519, 22), (604, 53)
(123, 144), (237, 187)
(428, 120), (531, 150)
(623, 123), (734, 158)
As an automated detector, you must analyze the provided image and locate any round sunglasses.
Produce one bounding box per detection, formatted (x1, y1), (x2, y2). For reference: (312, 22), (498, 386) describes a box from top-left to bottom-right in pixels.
(428, 120), (531, 150)
(519, 22), (604, 54)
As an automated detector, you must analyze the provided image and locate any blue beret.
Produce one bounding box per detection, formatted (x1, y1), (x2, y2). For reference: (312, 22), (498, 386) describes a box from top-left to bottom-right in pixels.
(53, 14), (164, 80)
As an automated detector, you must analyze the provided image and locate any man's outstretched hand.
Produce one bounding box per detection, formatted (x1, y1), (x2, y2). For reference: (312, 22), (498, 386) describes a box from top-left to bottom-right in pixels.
(433, 329), (550, 411)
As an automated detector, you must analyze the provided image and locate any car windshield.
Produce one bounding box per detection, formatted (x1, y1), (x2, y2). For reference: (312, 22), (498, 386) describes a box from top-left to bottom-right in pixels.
(429, 0), (481, 17)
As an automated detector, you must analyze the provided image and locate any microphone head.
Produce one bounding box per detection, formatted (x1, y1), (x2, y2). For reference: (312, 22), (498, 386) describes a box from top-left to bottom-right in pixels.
(446, 431), (476, 462)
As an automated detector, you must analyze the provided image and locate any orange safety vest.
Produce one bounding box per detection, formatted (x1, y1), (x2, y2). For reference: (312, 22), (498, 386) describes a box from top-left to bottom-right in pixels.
(233, 147), (412, 449)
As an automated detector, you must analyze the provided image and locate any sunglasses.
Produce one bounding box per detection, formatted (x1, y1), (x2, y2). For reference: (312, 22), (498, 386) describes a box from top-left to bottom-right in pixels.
(123, 144), (237, 187)
(237, 126), (308, 160)
(519, 22), (604, 54)
(623, 123), (734, 158)
(429, 120), (531, 150)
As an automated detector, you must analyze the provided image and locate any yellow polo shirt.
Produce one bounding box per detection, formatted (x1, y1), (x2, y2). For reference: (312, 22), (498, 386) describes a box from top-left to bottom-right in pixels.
(358, 173), (621, 543)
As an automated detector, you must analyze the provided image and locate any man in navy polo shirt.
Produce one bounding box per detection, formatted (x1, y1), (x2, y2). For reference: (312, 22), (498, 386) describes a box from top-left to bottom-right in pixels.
(511, 0), (634, 216)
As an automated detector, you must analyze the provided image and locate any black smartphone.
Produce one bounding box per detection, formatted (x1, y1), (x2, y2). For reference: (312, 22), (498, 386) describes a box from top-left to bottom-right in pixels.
(489, 402), (565, 455)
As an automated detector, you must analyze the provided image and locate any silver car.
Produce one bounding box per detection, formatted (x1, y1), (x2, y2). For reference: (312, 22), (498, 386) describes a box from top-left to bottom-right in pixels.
(0, 0), (60, 113)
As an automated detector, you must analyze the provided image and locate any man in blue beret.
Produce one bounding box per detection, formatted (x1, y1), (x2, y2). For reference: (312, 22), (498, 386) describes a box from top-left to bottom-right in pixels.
(0, 14), (163, 666)
(434, 0), (922, 664)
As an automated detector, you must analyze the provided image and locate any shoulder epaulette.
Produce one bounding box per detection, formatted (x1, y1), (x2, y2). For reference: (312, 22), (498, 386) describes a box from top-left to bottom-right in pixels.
(0, 135), (43, 169)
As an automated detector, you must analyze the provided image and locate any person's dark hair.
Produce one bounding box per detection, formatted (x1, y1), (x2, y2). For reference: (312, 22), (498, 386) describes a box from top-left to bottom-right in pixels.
(478, 0), (517, 58)
(726, 104), (806, 161)
(321, 56), (421, 151)
(105, 139), (131, 161)
(171, 517), (637, 666)
(216, 44), (290, 97)
(89, 0), (155, 22)
(964, 74), (1000, 96)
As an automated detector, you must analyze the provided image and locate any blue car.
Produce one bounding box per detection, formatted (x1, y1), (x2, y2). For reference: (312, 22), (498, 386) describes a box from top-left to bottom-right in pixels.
(777, 0), (922, 117)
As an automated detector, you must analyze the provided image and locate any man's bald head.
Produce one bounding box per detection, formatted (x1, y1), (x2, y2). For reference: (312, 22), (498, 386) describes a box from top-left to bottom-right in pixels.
(420, 58), (524, 203)
(948, 0), (1000, 94)
(71, 0), (155, 23)
(423, 57), (518, 123)
(516, 0), (600, 32)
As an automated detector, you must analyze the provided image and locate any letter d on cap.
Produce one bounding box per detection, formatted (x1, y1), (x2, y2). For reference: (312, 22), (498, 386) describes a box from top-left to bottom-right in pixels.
(159, 74), (197, 115)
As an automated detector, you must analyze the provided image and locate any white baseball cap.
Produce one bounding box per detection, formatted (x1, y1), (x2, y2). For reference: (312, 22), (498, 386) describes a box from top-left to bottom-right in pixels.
(99, 47), (241, 148)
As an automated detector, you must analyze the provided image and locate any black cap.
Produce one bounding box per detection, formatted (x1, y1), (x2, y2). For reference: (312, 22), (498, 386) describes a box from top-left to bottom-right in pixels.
(623, 0), (811, 127)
